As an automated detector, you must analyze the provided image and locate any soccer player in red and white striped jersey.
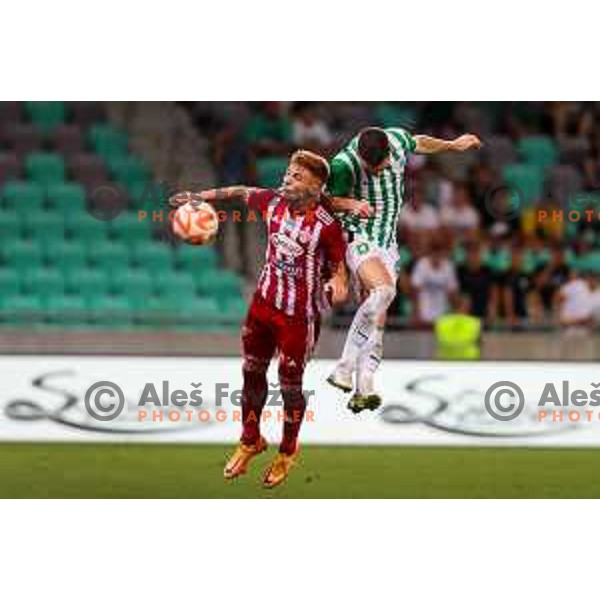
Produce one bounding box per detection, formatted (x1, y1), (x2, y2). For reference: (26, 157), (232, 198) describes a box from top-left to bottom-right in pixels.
(190, 150), (348, 488)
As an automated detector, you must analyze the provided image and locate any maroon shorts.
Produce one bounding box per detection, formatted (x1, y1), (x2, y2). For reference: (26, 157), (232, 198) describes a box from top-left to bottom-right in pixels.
(241, 293), (321, 386)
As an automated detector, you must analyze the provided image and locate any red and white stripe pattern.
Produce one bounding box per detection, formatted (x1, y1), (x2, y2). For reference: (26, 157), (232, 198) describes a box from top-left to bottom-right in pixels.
(254, 193), (339, 321)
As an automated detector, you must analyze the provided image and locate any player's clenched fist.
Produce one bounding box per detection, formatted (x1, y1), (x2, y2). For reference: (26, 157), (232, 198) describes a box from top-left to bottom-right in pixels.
(449, 134), (482, 151)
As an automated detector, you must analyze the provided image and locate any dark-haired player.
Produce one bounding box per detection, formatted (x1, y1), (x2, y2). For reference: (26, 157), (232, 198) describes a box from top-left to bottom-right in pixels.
(326, 127), (481, 412)
(187, 150), (348, 488)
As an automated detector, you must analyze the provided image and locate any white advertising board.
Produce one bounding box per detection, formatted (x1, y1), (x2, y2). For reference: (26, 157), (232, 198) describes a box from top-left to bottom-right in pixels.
(0, 356), (599, 446)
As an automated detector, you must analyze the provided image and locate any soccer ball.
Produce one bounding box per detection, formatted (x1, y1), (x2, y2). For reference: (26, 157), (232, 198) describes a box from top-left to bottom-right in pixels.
(172, 199), (219, 245)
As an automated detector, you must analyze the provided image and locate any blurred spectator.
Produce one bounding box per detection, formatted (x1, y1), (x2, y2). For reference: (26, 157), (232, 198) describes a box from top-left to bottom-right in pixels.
(440, 183), (480, 242)
(244, 102), (292, 157)
(213, 122), (252, 185)
(557, 269), (592, 328)
(410, 243), (459, 327)
(587, 274), (600, 323)
(534, 245), (570, 317)
(399, 186), (441, 245)
(290, 102), (333, 154)
(505, 247), (531, 327)
(469, 163), (497, 229)
(484, 233), (513, 325)
(457, 244), (494, 322)
(183, 100), (600, 331)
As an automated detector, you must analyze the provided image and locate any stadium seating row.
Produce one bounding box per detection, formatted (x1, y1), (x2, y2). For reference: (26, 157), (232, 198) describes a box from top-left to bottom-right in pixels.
(0, 293), (246, 330)
(0, 266), (241, 300)
(0, 102), (246, 330)
(0, 152), (147, 186)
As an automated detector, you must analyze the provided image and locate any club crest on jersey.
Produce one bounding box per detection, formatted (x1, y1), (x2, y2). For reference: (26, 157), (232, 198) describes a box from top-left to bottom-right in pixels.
(272, 233), (304, 258)
(297, 229), (312, 244)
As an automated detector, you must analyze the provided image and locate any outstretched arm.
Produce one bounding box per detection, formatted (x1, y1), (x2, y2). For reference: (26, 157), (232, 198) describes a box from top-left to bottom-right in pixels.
(168, 186), (251, 208)
(414, 133), (482, 154)
(327, 195), (374, 218)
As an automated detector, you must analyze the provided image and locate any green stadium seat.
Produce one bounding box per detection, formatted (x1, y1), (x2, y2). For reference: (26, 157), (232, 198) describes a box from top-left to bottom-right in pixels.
(142, 295), (171, 314)
(223, 297), (248, 322)
(109, 268), (154, 309)
(187, 297), (222, 329)
(564, 205), (588, 240)
(24, 102), (67, 131)
(0, 295), (43, 325)
(155, 272), (196, 299)
(126, 180), (169, 212)
(86, 242), (129, 271)
(174, 244), (219, 271)
(517, 136), (558, 168)
(45, 294), (87, 327)
(66, 268), (109, 299)
(86, 294), (133, 328)
(3, 241), (43, 273)
(502, 164), (545, 205)
(88, 124), (129, 160)
(22, 268), (65, 298)
(0, 210), (22, 241)
(195, 270), (243, 300)
(256, 157), (288, 188)
(130, 242), (173, 272)
(375, 102), (417, 129)
(0, 269), (20, 296)
(64, 212), (112, 241)
(578, 252), (600, 274)
(25, 152), (66, 185)
(2, 181), (45, 211)
(44, 240), (88, 273)
(106, 155), (150, 187)
(109, 212), (153, 244)
(45, 182), (86, 213)
(20, 212), (66, 244)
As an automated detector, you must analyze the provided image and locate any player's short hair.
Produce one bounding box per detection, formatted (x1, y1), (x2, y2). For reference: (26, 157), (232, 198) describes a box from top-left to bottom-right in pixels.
(290, 149), (330, 185)
(357, 127), (390, 168)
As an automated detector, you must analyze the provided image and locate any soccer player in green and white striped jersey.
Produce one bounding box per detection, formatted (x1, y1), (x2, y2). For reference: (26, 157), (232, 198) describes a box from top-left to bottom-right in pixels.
(326, 127), (481, 413)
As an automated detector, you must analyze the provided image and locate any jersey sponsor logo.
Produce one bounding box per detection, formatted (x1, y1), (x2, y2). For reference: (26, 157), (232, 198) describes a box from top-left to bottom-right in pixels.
(273, 258), (302, 277)
(272, 232), (305, 258)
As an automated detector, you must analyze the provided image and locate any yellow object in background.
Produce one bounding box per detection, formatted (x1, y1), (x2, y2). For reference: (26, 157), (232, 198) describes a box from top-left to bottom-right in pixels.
(435, 313), (482, 360)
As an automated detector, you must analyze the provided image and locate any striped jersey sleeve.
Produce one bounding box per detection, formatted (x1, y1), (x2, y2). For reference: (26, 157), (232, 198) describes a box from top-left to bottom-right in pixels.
(386, 128), (417, 154)
(327, 157), (355, 197)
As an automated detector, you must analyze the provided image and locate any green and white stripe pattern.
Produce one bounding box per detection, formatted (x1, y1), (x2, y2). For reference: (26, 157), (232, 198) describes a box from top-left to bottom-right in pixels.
(332, 127), (415, 249)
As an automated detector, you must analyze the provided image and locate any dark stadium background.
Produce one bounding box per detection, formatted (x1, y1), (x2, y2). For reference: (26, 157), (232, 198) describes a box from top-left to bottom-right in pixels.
(2, 101), (600, 359)
(1, 101), (600, 498)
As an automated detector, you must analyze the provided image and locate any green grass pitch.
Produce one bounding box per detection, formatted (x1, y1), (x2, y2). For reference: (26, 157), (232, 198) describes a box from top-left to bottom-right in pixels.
(0, 443), (599, 498)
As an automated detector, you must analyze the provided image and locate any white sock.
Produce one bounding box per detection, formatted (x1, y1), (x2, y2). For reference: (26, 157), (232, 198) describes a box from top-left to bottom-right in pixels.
(337, 285), (395, 374)
(357, 327), (384, 394)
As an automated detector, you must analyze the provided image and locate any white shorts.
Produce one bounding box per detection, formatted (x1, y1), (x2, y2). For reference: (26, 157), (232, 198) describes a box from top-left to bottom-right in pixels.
(346, 238), (401, 283)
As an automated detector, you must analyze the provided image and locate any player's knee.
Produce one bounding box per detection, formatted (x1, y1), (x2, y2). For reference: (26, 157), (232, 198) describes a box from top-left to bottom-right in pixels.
(243, 355), (269, 375)
(370, 284), (396, 311)
(278, 359), (304, 392)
